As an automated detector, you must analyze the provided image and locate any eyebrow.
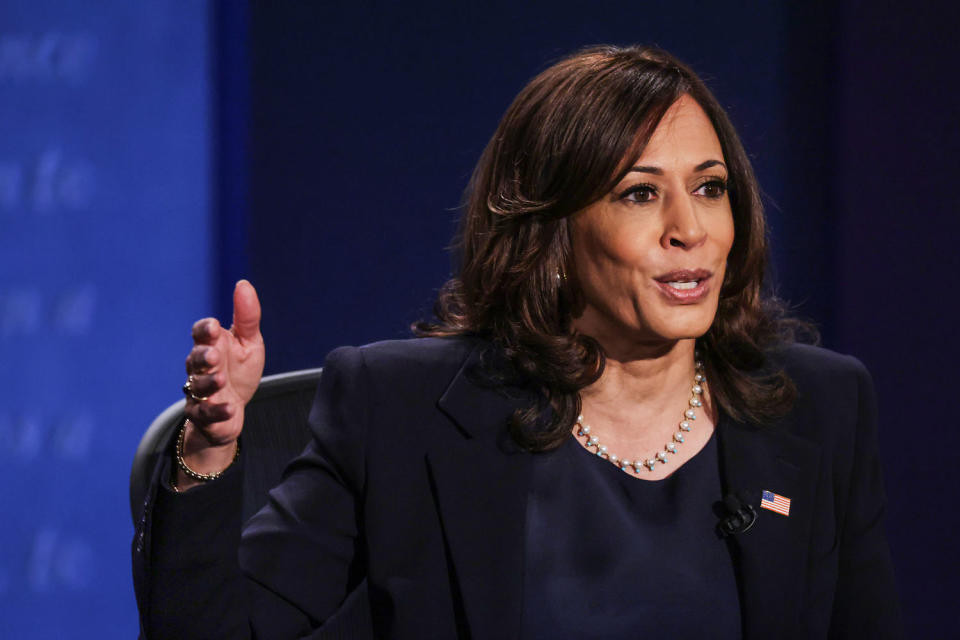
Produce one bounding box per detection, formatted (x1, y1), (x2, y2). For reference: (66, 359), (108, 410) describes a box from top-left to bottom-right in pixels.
(628, 159), (727, 175)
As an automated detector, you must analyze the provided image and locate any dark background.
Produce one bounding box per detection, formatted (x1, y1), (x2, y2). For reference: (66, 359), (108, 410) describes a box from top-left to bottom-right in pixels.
(1, 1), (956, 636)
(233, 1), (959, 636)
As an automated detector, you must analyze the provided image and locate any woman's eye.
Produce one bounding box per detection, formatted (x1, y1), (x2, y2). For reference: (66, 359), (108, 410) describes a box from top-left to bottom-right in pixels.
(696, 179), (727, 198)
(621, 185), (657, 203)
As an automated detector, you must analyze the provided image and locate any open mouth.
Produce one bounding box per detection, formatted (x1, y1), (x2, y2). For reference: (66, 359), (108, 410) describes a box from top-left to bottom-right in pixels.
(654, 269), (713, 303)
(666, 280), (700, 290)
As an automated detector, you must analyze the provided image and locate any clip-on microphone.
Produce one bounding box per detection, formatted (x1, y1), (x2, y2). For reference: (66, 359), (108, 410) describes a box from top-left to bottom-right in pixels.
(716, 491), (758, 538)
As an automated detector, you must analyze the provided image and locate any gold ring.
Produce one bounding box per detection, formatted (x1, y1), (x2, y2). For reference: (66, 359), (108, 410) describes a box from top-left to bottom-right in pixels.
(182, 375), (209, 402)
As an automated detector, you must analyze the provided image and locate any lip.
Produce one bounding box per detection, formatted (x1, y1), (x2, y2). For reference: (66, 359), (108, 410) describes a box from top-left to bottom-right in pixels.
(653, 269), (713, 304)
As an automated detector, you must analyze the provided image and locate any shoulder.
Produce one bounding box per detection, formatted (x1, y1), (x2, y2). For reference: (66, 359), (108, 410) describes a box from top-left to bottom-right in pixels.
(761, 342), (876, 446)
(353, 334), (483, 371)
(316, 336), (493, 430)
(767, 342), (872, 398)
(769, 341), (867, 377)
(306, 336), (490, 487)
(322, 335), (486, 389)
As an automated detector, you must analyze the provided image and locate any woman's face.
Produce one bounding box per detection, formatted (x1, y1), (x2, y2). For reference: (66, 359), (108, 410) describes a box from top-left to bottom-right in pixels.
(570, 95), (735, 348)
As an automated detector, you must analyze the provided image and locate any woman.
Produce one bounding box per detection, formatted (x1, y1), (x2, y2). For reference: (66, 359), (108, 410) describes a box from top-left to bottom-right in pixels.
(135, 45), (901, 638)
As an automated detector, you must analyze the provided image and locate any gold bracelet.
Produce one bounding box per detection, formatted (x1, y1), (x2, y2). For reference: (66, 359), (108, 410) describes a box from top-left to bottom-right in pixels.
(176, 419), (240, 482)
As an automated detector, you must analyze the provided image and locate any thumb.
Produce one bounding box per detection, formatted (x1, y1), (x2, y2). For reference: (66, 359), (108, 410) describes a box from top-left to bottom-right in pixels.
(232, 279), (262, 341)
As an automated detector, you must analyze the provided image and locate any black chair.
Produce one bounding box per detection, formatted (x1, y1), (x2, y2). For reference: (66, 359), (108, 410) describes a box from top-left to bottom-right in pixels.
(131, 367), (373, 638)
(130, 367), (323, 523)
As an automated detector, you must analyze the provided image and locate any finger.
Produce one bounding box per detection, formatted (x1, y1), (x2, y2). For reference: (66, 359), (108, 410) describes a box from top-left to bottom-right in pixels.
(185, 372), (225, 398)
(232, 280), (262, 342)
(184, 398), (233, 426)
(185, 345), (221, 374)
(191, 317), (222, 344)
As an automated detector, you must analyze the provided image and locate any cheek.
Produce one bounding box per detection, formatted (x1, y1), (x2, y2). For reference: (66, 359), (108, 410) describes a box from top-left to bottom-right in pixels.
(713, 212), (736, 260)
(712, 214), (736, 289)
(574, 232), (663, 322)
(577, 226), (657, 286)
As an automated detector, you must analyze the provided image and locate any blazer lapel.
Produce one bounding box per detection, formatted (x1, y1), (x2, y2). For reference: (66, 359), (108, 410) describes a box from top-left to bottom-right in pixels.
(718, 415), (821, 639)
(427, 345), (533, 640)
(426, 343), (824, 640)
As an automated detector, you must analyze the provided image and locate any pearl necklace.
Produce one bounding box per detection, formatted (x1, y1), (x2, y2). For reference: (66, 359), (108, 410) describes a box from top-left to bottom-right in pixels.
(575, 357), (706, 474)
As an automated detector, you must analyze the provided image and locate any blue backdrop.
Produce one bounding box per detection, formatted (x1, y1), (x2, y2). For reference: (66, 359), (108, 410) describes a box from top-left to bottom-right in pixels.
(2, 1), (956, 637)
(0, 1), (210, 637)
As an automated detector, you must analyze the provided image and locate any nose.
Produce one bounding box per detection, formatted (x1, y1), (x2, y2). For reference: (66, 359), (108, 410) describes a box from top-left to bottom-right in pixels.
(660, 192), (706, 249)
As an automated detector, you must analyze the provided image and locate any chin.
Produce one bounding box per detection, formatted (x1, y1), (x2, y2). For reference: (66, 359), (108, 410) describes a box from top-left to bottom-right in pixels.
(643, 310), (716, 343)
(576, 299), (718, 346)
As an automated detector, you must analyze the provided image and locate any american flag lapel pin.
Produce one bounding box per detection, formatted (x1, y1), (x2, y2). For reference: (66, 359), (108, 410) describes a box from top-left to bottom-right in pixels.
(760, 490), (791, 517)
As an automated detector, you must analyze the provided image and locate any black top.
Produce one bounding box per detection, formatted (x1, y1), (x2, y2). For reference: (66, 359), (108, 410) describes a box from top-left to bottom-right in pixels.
(521, 428), (741, 639)
(133, 338), (903, 639)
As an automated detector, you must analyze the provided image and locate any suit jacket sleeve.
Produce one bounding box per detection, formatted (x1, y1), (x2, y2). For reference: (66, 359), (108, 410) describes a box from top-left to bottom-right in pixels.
(828, 360), (902, 638)
(145, 346), (370, 640)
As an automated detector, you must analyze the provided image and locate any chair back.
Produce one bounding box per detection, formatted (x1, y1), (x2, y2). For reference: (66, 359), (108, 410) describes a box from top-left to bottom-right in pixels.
(131, 366), (373, 637)
(130, 368), (322, 522)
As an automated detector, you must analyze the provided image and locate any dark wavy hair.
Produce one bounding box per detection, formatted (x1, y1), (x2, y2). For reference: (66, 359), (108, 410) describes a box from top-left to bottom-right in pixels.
(417, 45), (809, 451)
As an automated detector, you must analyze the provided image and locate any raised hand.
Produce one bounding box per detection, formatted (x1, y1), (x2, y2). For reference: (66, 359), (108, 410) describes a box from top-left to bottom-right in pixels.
(178, 280), (265, 489)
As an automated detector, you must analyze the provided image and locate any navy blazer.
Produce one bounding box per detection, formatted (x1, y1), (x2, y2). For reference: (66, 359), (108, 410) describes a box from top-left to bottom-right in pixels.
(133, 336), (902, 639)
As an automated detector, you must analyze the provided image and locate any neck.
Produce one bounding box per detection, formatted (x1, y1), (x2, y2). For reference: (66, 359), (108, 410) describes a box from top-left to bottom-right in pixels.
(579, 336), (700, 431)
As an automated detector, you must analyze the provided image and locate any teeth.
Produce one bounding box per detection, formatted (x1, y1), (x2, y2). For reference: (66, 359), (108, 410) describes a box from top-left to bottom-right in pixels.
(668, 281), (698, 290)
